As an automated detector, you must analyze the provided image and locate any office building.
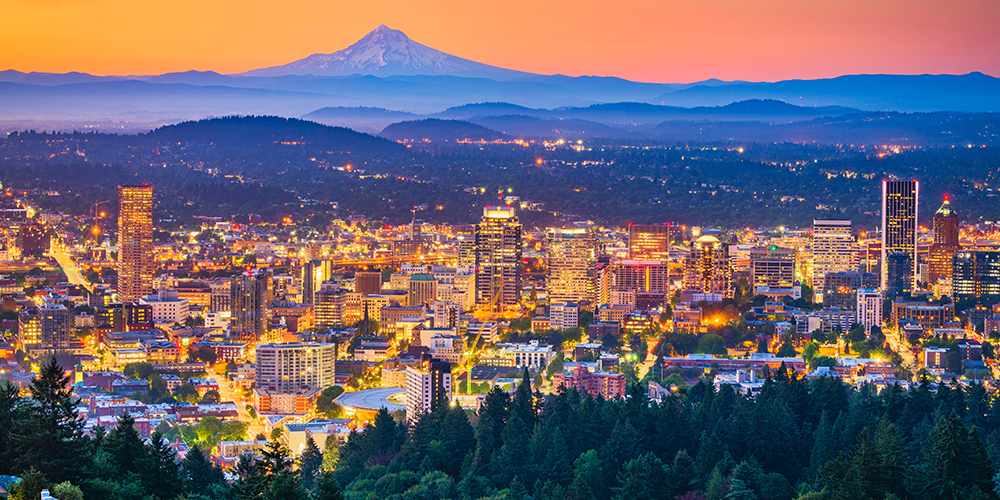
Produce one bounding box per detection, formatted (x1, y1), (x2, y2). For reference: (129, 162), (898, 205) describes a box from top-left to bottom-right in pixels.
(812, 220), (854, 297)
(615, 260), (671, 294)
(408, 274), (438, 307)
(549, 302), (580, 330)
(314, 282), (344, 328)
(255, 342), (336, 393)
(209, 278), (232, 312)
(355, 271), (383, 297)
(231, 269), (272, 343)
(952, 251), (1000, 299)
(822, 270), (878, 310)
(139, 289), (190, 324)
(928, 196), (960, 284)
(405, 360), (452, 424)
(683, 235), (732, 298)
(95, 302), (153, 332)
(301, 260), (332, 305)
(17, 223), (49, 258)
(881, 179), (918, 291)
(885, 253), (913, 298)
(857, 288), (883, 334)
(475, 206), (523, 309)
(17, 302), (71, 351)
(750, 246), (796, 290)
(628, 223), (672, 262)
(117, 184), (154, 302)
(546, 228), (596, 304)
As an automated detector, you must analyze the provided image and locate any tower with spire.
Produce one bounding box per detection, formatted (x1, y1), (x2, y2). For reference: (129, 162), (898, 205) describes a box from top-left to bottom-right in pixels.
(928, 195), (960, 285)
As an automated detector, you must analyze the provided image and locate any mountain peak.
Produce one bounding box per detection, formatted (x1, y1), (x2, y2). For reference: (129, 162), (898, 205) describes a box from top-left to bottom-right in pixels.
(240, 26), (529, 80)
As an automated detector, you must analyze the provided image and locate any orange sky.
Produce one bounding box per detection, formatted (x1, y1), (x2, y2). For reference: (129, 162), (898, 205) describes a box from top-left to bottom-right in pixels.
(1, 0), (997, 83)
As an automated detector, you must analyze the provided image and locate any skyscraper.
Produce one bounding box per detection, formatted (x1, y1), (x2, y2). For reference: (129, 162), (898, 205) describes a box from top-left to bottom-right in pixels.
(881, 179), (918, 291)
(812, 219), (854, 298)
(683, 235), (732, 298)
(408, 274), (438, 307)
(475, 206), (522, 309)
(117, 184), (154, 302)
(355, 271), (383, 296)
(255, 342), (336, 393)
(300, 259), (332, 304)
(952, 251), (1000, 299)
(230, 269), (272, 343)
(405, 359), (452, 424)
(928, 196), (960, 284)
(628, 223), (672, 262)
(546, 228), (596, 304)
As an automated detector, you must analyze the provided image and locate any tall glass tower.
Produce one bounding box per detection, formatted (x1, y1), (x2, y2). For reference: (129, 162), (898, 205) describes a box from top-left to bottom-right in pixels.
(117, 184), (154, 302)
(881, 179), (918, 291)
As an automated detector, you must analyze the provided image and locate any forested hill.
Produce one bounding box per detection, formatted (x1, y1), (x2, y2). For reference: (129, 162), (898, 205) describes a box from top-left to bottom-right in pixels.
(380, 119), (505, 142)
(146, 116), (404, 154)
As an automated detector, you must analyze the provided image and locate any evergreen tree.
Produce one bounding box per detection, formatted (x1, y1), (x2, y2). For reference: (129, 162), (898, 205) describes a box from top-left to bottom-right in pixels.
(0, 381), (23, 474)
(919, 412), (994, 499)
(298, 435), (323, 490)
(15, 357), (87, 484)
(9, 468), (48, 500)
(471, 387), (510, 475)
(313, 470), (345, 500)
(665, 449), (700, 497)
(567, 449), (602, 500)
(512, 368), (537, 429)
(144, 430), (182, 499)
(265, 472), (308, 500)
(181, 445), (225, 492)
(612, 452), (670, 500)
(321, 435), (339, 472)
(104, 413), (147, 476)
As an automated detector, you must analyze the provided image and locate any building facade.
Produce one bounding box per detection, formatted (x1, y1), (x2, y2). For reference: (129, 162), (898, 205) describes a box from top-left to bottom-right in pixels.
(117, 184), (154, 302)
(230, 269), (272, 343)
(881, 179), (918, 291)
(812, 219), (854, 298)
(255, 342), (336, 393)
(928, 196), (960, 284)
(474, 207), (523, 309)
(546, 228), (596, 304)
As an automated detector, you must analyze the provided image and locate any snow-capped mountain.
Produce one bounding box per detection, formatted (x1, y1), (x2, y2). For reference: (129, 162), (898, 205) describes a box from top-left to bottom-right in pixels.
(241, 25), (530, 79)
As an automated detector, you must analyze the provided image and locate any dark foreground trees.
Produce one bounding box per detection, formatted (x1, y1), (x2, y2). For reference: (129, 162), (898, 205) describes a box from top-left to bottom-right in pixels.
(3, 358), (1000, 499)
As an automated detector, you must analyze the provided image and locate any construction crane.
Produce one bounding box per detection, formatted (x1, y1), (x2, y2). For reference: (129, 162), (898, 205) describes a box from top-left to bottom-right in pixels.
(92, 200), (109, 218)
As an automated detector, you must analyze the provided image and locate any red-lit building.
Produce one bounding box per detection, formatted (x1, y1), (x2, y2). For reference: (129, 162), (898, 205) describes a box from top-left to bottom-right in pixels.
(552, 366), (626, 400)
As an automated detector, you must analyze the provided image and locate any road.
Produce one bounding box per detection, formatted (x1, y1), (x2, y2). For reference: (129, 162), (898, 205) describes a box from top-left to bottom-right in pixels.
(215, 372), (264, 440)
(883, 325), (917, 375)
(50, 239), (94, 292)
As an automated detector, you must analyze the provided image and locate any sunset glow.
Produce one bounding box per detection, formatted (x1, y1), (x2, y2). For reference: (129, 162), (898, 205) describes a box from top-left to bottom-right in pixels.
(2, 0), (998, 82)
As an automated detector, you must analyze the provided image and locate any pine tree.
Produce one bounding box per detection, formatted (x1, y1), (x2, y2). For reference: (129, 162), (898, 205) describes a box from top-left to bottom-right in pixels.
(143, 430), (182, 499)
(313, 470), (345, 500)
(512, 368), (537, 428)
(665, 449), (699, 497)
(493, 411), (531, 488)
(567, 449), (602, 500)
(298, 435), (323, 491)
(104, 412), (147, 476)
(470, 387), (510, 475)
(321, 434), (339, 472)
(920, 412), (994, 499)
(611, 452), (670, 500)
(15, 357), (87, 484)
(9, 467), (48, 500)
(265, 472), (308, 500)
(0, 380), (23, 474)
(181, 445), (225, 492)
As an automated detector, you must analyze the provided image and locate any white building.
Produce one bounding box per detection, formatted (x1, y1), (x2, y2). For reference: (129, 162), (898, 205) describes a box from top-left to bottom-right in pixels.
(549, 302), (580, 330)
(255, 342), (336, 393)
(467, 321), (500, 344)
(405, 361), (452, 424)
(429, 333), (463, 364)
(430, 300), (460, 329)
(139, 289), (190, 325)
(204, 310), (232, 329)
(857, 287), (883, 334)
(498, 341), (555, 372)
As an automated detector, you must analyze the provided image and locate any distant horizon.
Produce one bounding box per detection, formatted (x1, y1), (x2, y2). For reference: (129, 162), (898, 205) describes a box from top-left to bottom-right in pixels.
(3, 0), (999, 82)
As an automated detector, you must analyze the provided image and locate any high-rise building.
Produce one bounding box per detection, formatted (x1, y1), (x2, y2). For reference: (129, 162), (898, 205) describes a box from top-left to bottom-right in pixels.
(885, 252), (913, 298)
(255, 342), (336, 393)
(95, 302), (153, 332)
(405, 359), (452, 424)
(683, 235), (732, 298)
(408, 274), (438, 307)
(614, 260), (671, 294)
(928, 196), (960, 284)
(117, 184), (154, 302)
(750, 245), (796, 290)
(857, 287), (883, 334)
(546, 228), (596, 304)
(314, 282), (344, 328)
(881, 179), (918, 291)
(231, 269), (272, 343)
(822, 271), (878, 310)
(455, 234), (476, 266)
(208, 278), (232, 312)
(17, 302), (71, 351)
(628, 223), (672, 262)
(812, 220), (854, 297)
(355, 271), (383, 297)
(952, 251), (1000, 299)
(300, 260), (332, 305)
(475, 206), (523, 309)
(17, 223), (49, 258)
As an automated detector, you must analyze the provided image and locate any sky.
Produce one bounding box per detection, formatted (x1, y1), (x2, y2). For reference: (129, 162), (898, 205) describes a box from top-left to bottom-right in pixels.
(1, 0), (998, 83)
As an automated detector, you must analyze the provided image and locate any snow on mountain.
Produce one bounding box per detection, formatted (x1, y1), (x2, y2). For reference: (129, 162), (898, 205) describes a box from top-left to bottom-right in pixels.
(241, 25), (530, 80)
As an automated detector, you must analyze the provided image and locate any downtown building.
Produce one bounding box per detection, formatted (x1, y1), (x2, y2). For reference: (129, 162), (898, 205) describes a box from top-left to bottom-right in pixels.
(474, 206), (522, 310)
(17, 302), (71, 352)
(683, 234), (733, 299)
(881, 179), (918, 292)
(952, 251), (1000, 299)
(254, 341), (336, 414)
(117, 184), (154, 302)
(628, 223), (673, 262)
(230, 269), (272, 343)
(405, 359), (452, 424)
(928, 196), (960, 284)
(546, 228), (596, 304)
(812, 219), (854, 300)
